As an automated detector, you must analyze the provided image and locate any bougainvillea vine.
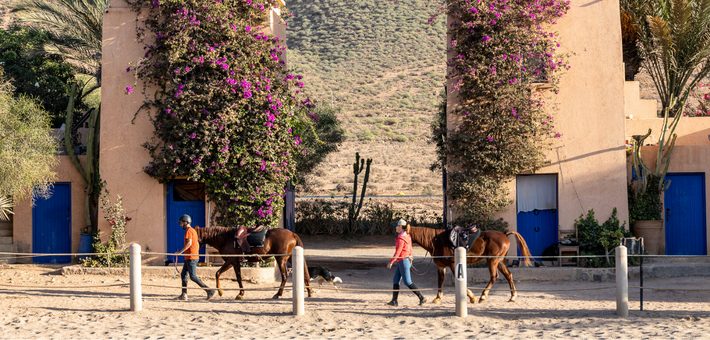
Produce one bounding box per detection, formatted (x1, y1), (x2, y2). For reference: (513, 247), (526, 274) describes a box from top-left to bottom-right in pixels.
(431, 0), (571, 222)
(126, 0), (315, 228)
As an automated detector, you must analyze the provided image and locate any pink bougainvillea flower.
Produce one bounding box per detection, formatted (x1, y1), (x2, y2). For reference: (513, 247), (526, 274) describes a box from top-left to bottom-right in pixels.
(126, 86), (133, 94)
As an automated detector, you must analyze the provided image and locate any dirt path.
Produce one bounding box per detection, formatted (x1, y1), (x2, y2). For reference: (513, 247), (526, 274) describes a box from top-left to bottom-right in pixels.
(0, 265), (709, 339)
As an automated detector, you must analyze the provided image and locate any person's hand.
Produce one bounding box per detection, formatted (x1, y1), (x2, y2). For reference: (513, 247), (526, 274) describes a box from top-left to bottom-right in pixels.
(472, 226), (478, 232)
(174, 251), (180, 255)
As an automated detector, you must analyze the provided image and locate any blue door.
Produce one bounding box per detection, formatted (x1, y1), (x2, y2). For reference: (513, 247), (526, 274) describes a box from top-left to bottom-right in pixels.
(33, 183), (71, 263)
(664, 173), (707, 255)
(516, 174), (558, 260)
(166, 182), (206, 262)
(517, 209), (558, 259)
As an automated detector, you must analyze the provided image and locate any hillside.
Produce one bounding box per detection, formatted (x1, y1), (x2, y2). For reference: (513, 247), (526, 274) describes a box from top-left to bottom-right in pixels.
(286, 0), (448, 196)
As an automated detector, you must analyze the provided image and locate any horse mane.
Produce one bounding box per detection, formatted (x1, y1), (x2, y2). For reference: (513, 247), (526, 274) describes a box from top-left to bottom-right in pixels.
(408, 226), (446, 253)
(197, 226), (233, 248)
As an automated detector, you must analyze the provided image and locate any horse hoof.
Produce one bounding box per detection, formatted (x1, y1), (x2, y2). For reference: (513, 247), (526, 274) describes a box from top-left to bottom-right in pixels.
(218, 290), (224, 297)
(272, 294), (281, 299)
(235, 295), (243, 300)
(508, 299), (516, 303)
(469, 297), (477, 304)
(432, 298), (441, 304)
(478, 297), (487, 304)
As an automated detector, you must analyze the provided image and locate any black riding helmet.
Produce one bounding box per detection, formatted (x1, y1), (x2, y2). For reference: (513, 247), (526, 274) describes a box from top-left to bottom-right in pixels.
(179, 214), (192, 224)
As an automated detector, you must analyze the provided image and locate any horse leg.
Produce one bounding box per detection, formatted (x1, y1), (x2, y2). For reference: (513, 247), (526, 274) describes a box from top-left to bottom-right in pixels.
(214, 262), (233, 297)
(479, 259), (501, 303)
(233, 263), (245, 300)
(498, 261), (517, 302)
(432, 266), (445, 304)
(273, 256), (288, 299)
(303, 255), (313, 298)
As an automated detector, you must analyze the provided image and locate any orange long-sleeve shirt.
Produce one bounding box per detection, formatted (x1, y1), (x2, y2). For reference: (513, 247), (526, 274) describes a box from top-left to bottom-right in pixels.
(389, 231), (412, 264)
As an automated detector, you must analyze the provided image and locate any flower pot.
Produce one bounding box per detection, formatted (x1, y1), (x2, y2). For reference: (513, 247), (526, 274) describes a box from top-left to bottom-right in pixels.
(631, 220), (664, 255)
(78, 233), (93, 260)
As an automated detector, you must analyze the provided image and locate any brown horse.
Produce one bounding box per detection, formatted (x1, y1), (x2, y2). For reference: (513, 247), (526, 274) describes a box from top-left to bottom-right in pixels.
(196, 226), (313, 299)
(408, 226), (532, 304)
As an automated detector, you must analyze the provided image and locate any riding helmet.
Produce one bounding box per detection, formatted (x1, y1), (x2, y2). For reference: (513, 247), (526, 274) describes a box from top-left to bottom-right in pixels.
(179, 214), (192, 224)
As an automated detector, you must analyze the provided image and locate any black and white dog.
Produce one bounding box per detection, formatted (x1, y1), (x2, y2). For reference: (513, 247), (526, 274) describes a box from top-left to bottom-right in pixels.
(308, 266), (342, 293)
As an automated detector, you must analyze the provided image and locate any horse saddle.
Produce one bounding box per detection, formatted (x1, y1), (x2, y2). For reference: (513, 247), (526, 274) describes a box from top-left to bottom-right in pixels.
(234, 225), (266, 253)
(448, 225), (481, 251)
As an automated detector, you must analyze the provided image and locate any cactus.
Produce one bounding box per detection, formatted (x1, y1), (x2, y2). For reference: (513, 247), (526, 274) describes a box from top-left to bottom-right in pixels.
(64, 81), (102, 234)
(348, 152), (372, 233)
(631, 95), (683, 195)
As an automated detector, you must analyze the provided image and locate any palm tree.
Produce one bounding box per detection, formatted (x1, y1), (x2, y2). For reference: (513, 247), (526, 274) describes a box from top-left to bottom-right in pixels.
(12, 0), (108, 91)
(621, 0), (710, 114)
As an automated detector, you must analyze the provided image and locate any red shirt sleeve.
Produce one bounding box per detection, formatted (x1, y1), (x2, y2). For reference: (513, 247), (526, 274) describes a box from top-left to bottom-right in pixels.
(390, 234), (406, 264)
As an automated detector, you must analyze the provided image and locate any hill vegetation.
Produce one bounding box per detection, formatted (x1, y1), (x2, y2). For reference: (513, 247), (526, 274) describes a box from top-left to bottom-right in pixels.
(287, 0), (448, 196)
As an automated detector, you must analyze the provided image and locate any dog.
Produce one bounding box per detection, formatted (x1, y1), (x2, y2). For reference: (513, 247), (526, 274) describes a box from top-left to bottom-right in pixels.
(307, 266), (342, 293)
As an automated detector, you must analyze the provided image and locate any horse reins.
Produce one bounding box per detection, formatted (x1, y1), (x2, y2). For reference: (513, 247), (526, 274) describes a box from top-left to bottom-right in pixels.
(411, 251), (434, 276)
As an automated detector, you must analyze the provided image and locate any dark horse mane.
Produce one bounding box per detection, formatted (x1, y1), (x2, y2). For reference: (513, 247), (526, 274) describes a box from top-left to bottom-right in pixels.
(409, 226), (448, 254)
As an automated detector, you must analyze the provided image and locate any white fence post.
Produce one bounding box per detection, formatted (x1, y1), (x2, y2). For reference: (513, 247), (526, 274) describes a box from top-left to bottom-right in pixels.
(129, 243), (142, 312)
(615, 245), (628, 317)
(455, 247), (467, 317)
(292, 246), (304, 316)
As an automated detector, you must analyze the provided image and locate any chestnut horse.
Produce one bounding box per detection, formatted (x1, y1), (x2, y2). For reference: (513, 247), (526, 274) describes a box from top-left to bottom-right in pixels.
(196, 226), (313, 299)
(408, 226), (532, 304)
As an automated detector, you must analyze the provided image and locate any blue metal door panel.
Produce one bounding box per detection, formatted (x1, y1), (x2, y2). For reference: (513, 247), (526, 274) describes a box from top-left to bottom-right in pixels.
(516, 209), (558, 260)
(664, 173), (707, 255)
(33, 183), (71, 263)
(167, 183), (206, 262)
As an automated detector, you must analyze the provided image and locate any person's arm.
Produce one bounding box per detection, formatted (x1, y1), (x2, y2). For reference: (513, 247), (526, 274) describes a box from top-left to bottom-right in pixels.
(175, 239), (192, 255)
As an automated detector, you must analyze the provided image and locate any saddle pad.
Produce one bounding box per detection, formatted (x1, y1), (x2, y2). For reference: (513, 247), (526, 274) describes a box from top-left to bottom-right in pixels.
(246, 228), (267, 248)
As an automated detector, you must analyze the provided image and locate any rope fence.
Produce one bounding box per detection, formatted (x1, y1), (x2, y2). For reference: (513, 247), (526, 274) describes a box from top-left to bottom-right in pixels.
(5, 251), (710, 259)
(1, 246), (709, 317)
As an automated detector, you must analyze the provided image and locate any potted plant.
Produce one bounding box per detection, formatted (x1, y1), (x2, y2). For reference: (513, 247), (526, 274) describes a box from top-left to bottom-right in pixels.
(628, 97), (683, 254)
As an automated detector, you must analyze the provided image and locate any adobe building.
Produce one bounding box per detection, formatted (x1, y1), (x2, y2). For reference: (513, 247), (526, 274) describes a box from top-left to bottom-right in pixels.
(8, 0), (287, 264)
(624, 83), (709, 255)
(447, 0), (630, 259)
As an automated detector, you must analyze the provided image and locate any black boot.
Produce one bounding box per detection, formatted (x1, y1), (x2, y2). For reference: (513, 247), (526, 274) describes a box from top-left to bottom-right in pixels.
(408, 283), (426, 305)
(387, 284), (399, 306)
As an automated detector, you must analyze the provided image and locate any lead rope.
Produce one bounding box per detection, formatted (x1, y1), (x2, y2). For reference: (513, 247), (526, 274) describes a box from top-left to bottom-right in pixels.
(411, 251), (434, 276)
(173, 255), (179, 279)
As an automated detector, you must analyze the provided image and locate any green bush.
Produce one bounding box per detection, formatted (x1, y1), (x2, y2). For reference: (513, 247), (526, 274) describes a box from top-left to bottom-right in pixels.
(0, 26), (88, 128)
(575, 208), (632, 267)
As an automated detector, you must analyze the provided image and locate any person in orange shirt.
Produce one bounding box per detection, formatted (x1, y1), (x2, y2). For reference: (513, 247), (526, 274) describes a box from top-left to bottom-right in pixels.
(174, 214), (215, 301)
(386, 219), (426, 306)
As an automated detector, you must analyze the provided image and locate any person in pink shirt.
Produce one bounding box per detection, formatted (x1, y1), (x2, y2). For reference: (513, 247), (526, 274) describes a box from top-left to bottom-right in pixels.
(386, 219), (426, 306)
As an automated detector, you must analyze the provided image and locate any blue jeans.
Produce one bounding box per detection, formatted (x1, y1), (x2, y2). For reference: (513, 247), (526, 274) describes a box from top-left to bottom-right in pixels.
(181, 259), (207, 294)
(392, 259), (413, 286)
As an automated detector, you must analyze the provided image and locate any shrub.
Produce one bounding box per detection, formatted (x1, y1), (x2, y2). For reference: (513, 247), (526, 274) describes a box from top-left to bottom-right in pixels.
(575, 208), (632, 267)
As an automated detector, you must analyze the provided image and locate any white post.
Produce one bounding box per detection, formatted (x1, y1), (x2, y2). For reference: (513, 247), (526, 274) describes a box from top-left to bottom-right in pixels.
(292, 246), (304, 316)
(129, 243), (142, 312)
(615, 245), (628, 317)
(454, 247), (467, 317)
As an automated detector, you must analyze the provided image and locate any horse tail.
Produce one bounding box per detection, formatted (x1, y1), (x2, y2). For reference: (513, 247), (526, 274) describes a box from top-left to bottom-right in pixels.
(294, 232), (304, 248)
(506, 231), (532, 267)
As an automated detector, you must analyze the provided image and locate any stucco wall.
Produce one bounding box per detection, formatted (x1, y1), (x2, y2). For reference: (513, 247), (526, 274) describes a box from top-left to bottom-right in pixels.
(447, 1), (629, 256)
(13, 156), (87, 263)
(102, 1), (287, 264)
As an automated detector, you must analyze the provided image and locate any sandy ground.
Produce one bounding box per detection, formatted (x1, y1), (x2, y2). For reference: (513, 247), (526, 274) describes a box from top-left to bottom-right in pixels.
(1, 263), (709, 339)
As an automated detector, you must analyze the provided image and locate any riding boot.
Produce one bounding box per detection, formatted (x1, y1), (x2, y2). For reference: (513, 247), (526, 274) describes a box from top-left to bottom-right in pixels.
(386, 284), (399, 306)
(408, 283), (427, 305)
